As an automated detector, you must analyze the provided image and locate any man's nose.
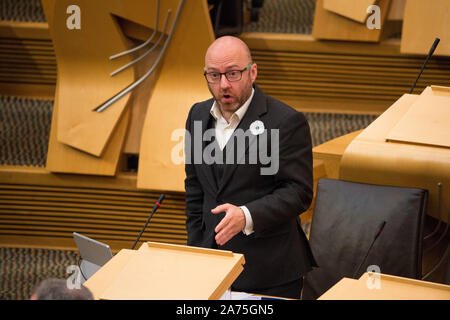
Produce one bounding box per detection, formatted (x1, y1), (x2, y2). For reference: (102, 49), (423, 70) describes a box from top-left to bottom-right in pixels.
(219, 74), (231, 89)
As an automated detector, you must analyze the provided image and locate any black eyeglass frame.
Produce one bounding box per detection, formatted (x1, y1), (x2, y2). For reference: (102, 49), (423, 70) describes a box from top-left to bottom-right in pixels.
(203, 63), (253, 84)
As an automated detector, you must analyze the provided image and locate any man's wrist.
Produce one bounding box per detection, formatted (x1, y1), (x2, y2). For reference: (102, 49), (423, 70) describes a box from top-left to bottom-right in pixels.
(240, 205), (254, 235)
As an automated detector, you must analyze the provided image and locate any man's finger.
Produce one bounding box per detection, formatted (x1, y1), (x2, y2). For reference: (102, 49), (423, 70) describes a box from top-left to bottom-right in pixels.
(211, 203), (230, 214)
(216, 228), (232, 246)
(216, 219), (243, 246)
(215, 215), (230, 233)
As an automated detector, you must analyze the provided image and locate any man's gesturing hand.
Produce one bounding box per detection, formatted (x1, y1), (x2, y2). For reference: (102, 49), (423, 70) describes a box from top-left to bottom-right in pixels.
(212, 203), (246, 246)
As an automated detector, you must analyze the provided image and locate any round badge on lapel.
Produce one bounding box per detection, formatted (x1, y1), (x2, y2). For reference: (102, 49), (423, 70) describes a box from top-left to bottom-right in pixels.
(250, 120), (265, 136)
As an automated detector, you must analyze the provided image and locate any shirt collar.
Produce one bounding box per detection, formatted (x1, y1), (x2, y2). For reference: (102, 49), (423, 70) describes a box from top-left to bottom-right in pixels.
(210, 88), (255, 123)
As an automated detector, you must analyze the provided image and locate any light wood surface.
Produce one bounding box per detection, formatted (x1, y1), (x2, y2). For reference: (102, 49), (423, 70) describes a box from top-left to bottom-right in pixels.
(83, 249), (136, 299)
(242, 32), (402, 55)
(386, 86), (450, 148)
(401, 0), (450, 56)
(313, 0), (392, 42)
(313, 130), (363, 179)
(45, 79), (131, 175)
(387, 0), (406, 20)
(85, 242), (245, 300)
(318, 272), (450, 300)
(121, 40), (162, 154)
(137, 0), (214, 191)
(108, 0), (192, 156)
(301, 160), (328, 235)
(340, 93), (450, 222)
(323, 0), (376, 23)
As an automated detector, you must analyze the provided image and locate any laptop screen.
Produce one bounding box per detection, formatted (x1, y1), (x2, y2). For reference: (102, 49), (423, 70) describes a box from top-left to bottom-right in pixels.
(73, 232), (113, 267)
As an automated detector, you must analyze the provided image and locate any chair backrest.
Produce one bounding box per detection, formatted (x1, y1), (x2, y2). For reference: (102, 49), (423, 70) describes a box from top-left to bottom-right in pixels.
(210, 0), (244, 37)
(302, 178), (428, 300)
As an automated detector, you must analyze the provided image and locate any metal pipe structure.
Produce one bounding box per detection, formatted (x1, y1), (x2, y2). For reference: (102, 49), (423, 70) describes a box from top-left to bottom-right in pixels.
(110, 9), (172, 77)
(95, 0), (185, 113)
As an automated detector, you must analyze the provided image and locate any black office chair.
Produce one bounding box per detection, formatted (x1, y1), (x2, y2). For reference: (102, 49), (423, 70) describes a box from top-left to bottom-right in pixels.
(208, 0), (244, 37)
(302, 178), (428, 300)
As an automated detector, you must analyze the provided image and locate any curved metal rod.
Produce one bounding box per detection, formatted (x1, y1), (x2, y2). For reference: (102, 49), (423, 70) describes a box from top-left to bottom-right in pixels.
(424, 183), (442, 240)
(95, 0), (185, 113)
(422, 239), (449, 281)
(110, 9), (172, 77)
(423, 210), (449, 254)
(109, 0), (160, 60)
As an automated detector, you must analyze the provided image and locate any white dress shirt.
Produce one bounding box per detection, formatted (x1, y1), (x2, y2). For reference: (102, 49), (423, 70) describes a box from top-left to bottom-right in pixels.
(210, 88), (255, 235)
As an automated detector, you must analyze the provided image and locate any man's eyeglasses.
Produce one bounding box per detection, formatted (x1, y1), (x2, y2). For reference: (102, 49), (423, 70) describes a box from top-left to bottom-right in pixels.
(204, 63), (252, 84)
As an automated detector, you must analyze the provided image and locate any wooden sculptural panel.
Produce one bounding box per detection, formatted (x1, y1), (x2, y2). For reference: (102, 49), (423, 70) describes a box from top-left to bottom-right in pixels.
(313, 0), (392, 42)
(137, 0), (215, 192)
(323, 0), (377, 23)
(323, 0), (405, 23)
(43, 0), (199, 176)
(42, 0), (135, 157)
(45, 80), (131, 175)
(42, 0), (134, 175)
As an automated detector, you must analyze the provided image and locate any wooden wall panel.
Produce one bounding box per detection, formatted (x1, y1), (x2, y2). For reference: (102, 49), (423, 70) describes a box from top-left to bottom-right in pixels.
(241, 33), (450, 114)
(137, 0), (214, 192)
(0, 22), (55, 98)
(0, 167), (186, 251)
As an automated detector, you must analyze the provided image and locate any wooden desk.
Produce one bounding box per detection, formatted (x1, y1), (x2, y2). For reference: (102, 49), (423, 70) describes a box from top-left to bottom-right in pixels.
(319, 273), (450, 300)
(83, 242), (244, 300)
(313, 130), (362, 179)
(340, 89), (450, 223)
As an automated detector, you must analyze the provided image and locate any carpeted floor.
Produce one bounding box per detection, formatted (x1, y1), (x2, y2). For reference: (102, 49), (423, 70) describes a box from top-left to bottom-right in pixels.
(243, 0), (316, 34)
(0, 247), (79, 300)
(0, 96), (52, 167)
(0, 0), (46, 22)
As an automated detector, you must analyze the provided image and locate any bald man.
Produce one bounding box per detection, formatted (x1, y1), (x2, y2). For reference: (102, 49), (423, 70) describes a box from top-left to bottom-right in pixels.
(184, 36), (316, 299)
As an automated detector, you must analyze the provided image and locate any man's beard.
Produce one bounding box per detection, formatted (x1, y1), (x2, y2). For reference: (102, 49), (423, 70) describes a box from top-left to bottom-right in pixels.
(209, 81), (253, 113)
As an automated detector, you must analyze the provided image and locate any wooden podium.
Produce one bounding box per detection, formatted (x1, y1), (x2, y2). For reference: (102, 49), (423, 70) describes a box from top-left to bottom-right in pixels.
(83, 242), (245, 300)
(340, 86), (450, 223)
(318, 273), (450, 300)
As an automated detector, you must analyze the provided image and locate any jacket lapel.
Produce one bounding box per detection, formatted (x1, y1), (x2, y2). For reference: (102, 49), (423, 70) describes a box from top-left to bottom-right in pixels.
(217, 85), (268, 196)
(196, 104), (219, 195)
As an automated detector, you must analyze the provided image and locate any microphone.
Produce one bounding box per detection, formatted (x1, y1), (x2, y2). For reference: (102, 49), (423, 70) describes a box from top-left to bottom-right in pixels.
(409, 37), (440, 94)
(352, 221), (386, 279)
(131, 194), (165, 250)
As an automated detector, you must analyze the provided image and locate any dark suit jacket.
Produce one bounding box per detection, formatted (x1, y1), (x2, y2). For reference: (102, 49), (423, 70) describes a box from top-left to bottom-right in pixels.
(184, 85), (317, 292)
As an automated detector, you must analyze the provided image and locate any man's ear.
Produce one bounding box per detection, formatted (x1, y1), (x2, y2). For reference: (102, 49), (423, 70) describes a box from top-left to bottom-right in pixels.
(250, 63), (258, 83)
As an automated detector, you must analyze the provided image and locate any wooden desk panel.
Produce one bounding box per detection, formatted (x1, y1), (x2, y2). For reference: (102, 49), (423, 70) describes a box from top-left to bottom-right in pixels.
(340, 92), (450, 222)
(319, 273), (450, 299)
